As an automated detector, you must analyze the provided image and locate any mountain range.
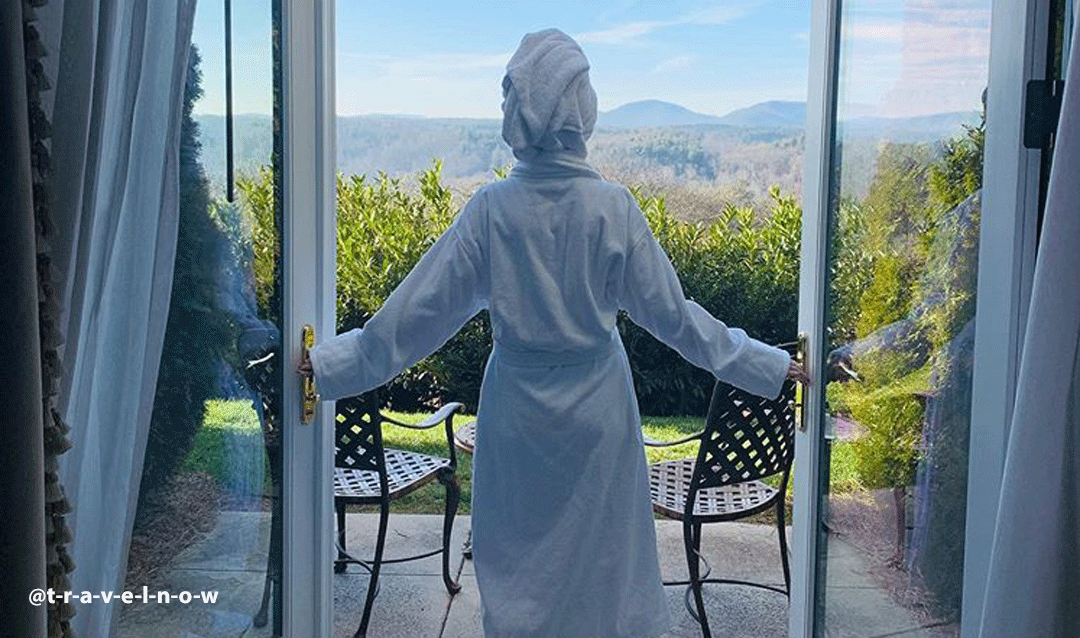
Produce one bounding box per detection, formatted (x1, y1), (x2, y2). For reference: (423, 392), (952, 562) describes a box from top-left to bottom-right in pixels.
(598, 99), (807, 129)
(193, 99), (980, 209)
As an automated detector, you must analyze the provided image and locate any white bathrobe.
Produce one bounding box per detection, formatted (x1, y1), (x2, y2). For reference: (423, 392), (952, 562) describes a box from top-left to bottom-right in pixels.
(311, 28), (790, 638)
(309, 151), (790, 638)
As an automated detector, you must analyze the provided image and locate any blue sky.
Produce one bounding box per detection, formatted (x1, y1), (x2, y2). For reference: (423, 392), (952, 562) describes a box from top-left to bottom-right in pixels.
(191, 0), (989, 120)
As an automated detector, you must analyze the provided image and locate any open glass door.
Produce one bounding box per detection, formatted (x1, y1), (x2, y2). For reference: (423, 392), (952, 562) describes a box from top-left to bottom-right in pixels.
(793, 0), (992, 635)
(117, 0), (334, 636)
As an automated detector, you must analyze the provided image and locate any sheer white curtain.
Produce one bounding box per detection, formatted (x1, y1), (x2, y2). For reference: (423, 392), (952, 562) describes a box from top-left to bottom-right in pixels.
(50, 1), (197, 637)
(979, 7), (1080, 637)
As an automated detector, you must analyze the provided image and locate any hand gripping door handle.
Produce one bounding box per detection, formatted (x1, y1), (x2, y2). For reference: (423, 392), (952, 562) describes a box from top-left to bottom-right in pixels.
(301, 325), (317, 424)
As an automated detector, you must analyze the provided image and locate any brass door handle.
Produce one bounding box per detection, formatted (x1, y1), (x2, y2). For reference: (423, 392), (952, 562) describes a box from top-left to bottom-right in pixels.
(301, 325), (317, 424)
(796, 331), (808, 432)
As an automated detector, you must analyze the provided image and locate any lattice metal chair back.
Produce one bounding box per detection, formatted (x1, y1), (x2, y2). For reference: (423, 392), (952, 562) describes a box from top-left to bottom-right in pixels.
(647, 378), (797, 638)
(688, 379), (796, 508)
(335, 393), (385, 476)
(332, 390), (464, 638)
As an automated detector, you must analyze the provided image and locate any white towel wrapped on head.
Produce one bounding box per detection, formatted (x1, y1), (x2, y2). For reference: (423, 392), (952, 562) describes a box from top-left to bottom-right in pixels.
(501, 28), (597, 161)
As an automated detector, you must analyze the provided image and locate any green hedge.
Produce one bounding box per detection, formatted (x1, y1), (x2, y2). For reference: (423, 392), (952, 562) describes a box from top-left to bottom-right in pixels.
(236, 166), (820, 415)
(618, 186), (801, 414)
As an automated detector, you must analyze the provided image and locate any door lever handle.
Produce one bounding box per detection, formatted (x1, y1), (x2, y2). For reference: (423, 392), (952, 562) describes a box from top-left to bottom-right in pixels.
(796, 331), (808, 432)
(301, 325), (317, 424)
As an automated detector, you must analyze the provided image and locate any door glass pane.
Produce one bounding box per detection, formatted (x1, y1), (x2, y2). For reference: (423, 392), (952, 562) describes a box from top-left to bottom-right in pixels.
(118, 0), (284, 635)
(815, 1), (991, 635)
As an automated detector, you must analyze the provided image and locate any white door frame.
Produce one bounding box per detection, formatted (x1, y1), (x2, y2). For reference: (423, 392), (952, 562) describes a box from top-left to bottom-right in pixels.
(792, 0), (1047, 634)
(789, 0), (840, 634)
(280, 0), (337, 635)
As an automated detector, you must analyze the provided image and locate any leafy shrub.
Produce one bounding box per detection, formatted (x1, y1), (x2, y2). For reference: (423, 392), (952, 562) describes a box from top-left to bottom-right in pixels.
(233, 165), (277, 319)
(335, 166), (456, 328)
(831, 118), (984, 620)
(620, 186), (801, 414)
(833, 142), (939, 497)
(829, 199), (876, 348)
(237, 164), (826, 415)
(334, 165), (461, 409)
(845, 382), (924, 491)
(237, 161), (485, 410)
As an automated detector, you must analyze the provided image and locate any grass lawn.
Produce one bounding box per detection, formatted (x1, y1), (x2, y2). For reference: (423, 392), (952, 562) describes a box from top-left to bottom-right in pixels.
(185, 401), (861, 518)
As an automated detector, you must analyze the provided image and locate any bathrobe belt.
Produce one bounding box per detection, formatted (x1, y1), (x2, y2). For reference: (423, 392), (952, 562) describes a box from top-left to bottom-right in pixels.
(492, 330), (619, 368)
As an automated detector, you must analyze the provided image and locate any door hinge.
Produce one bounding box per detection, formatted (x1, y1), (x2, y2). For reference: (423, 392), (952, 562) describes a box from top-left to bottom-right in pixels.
(1024, 79), (1065, 150)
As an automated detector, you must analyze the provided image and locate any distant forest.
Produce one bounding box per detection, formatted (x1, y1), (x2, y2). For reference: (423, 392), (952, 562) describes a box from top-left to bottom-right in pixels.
(194, 101), (978, 220)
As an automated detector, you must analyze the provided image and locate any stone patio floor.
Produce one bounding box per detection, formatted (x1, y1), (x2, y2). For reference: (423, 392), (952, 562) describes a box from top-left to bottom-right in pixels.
(117, 512), (952, 638)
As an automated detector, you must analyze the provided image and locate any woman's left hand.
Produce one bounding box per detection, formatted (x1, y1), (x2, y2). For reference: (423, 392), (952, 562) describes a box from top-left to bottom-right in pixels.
(297, 348), (313, 381)
(787, 359), (811, 385)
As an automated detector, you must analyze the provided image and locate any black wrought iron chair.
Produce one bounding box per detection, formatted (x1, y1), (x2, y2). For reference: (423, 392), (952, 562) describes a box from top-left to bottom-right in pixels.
(236, 335), (281, 633)
(333, 391), (464, 638)
(645, 378), (797, 638)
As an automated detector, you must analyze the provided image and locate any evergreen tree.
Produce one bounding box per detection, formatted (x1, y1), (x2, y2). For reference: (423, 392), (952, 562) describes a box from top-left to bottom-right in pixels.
(139, 46), (234, 504)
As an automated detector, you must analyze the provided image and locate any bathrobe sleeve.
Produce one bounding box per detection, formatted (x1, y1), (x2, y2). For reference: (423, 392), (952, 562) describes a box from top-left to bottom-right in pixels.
(618, 196), (790, 400)
(308, 193), (489, 401)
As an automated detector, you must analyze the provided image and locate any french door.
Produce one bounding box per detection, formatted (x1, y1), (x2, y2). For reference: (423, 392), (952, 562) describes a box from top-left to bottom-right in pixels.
(116, 0), (334, 635)
(177, 0), (1064, 635)
(791, 0), (1060, 636)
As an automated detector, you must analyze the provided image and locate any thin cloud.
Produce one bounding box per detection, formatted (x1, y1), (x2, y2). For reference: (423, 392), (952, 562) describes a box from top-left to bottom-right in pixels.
(682, 6), (755, 26)
(575, 20), (670, 45)
(839, 6), (991, 117)
(574, 5), (756, 46)
(652, 54), (697, 74)
(848, 19), (988, 49)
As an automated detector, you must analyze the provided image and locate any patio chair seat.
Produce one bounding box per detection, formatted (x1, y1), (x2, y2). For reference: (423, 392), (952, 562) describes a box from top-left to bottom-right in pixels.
(331, 393), (464, 638)
(644, 377), (797, 638)
(650, 459), (780, 521)
(334, 450), (450, 502)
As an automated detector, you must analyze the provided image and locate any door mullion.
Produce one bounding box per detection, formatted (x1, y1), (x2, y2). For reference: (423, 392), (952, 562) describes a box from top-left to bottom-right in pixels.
(790, 0), (842, 635)
(280, 0), (336, 635)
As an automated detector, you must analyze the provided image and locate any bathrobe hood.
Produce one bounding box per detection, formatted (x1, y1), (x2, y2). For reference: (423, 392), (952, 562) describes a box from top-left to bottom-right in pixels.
(501, 29), (597, 161)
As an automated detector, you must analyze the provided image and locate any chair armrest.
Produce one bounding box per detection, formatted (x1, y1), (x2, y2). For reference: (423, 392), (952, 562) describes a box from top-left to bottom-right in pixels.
(417, 402), (465, 427)
(643, 431), (703, 447)
(382, 402), (465, 430)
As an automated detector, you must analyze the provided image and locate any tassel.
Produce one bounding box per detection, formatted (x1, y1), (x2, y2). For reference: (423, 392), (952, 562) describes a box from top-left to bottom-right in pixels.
(55, 519), (71, 544)
(58, 549), (74, 573)
(44, 479), (62, 503)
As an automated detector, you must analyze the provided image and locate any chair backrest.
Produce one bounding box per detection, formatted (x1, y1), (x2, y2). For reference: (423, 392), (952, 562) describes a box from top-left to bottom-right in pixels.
(334, 393), (386, 473)
(239, 343), (282, 445)
(691, 379), (797, 491)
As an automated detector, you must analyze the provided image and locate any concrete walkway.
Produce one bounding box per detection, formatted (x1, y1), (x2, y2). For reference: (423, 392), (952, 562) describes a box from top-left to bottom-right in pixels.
(118, 513), (951, 638)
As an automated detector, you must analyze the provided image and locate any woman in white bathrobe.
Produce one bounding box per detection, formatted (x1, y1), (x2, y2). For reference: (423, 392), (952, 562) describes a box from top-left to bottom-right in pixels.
(304, 29), (804, 638)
